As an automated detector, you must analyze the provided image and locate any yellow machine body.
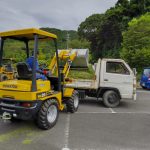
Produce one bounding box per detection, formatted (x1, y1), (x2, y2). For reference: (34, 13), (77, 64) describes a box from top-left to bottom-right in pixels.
(0, 79), (74, 110)
(0, 28), (78, 129)
(0, 66), (15, 81)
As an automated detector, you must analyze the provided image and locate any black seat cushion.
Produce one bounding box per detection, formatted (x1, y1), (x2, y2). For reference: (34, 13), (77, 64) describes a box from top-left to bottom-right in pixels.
(17, 62), (32, 80)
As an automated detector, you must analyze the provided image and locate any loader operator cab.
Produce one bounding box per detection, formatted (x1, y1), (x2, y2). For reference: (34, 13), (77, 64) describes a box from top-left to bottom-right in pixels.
(0, 28), (61, 92)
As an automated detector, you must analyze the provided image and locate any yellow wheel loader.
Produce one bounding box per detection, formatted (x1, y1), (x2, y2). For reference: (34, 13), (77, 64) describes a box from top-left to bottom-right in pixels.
(0, 28), (79, 130)
(0, 58), (17, 81)
(49, 49), (77, 79)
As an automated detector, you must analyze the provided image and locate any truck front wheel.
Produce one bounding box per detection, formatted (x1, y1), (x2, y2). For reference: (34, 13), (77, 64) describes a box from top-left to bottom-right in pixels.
(103, 90), (120, 108)
(36, 99), (59, 130)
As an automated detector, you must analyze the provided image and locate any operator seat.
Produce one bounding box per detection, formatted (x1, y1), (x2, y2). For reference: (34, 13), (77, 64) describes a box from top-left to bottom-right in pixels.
(17, 62), (32, 80)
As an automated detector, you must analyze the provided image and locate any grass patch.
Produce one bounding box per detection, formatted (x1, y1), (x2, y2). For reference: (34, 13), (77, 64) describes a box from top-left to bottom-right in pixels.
(68, 64), (95, 79)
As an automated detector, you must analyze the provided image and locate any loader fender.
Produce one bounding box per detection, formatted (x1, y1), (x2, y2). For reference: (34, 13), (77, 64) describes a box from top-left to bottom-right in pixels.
(63, 88), (74, 97)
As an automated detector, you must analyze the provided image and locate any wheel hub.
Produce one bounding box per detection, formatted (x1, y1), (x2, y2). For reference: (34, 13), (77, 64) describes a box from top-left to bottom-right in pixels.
(74, 95), (79, 108)
(47, 105), (57, 123)
(108, 94), (117, 104)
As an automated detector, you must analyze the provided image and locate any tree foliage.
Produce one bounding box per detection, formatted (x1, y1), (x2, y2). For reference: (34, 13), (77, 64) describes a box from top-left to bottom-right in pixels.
(78, 0), (150, 62)
(3, 28), (79, 64)
(120, 13), (150, 72)
(68, 39), (90, 49)
(41, 27), (78, 49)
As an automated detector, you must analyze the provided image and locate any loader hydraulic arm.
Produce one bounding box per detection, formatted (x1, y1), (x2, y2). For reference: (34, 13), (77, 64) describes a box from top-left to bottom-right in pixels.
(49, 50), (77, 78)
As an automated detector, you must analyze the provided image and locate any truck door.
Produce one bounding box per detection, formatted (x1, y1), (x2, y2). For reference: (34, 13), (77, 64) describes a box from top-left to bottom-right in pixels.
(102, 61), (134, 99)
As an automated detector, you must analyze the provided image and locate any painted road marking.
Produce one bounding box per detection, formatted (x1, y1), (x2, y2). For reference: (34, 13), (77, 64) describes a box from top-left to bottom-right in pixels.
(76, 111), (150, 114)
(62, 114), (71, 150)
(62, 148), (70, 150)
(137, 90), (150, 93)
(109, 108), (116, 113)
(76, 112), (111, 114)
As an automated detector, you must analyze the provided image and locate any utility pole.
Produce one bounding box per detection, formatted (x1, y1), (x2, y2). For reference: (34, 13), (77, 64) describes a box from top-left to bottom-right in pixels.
(66, 32), (70, 49)
(143, 0), (146, 13)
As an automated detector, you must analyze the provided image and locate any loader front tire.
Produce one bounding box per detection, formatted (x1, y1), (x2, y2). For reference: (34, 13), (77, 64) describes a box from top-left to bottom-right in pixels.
(66, 91), (79, 113)
(36, 99), (59, 130)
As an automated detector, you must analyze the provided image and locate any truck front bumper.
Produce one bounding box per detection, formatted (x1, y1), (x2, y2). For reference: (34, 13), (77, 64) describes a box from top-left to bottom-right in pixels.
(0, 98), (42, 120)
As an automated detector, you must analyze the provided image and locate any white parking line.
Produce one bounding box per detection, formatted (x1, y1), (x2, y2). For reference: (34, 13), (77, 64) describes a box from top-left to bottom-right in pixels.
(76, 112), (112, 114)
(137, 90), (150, 93)
(62, 114), (71, 150)
(109, 108), (116, 113)
(76, 111), (150, 114)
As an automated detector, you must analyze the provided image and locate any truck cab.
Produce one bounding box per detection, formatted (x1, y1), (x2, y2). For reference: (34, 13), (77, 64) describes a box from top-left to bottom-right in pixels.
(100, 59), (136, 100)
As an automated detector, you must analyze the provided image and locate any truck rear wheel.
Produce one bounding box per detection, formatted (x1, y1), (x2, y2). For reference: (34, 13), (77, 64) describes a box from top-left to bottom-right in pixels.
(66, 91), (79, 113)
(103, 90), (120, 108)
(36, 99), (59, 130)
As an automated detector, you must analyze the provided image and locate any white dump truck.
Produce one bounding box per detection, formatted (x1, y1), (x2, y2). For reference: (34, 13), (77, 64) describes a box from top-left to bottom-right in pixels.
(66, 57), (137, 108)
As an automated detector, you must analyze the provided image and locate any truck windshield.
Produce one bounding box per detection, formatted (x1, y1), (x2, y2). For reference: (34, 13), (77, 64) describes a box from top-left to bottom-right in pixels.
(144, 69), (150, 76)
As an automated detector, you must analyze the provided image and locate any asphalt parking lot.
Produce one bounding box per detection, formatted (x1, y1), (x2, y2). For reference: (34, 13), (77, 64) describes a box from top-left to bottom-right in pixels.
(0, 90), (150, 150)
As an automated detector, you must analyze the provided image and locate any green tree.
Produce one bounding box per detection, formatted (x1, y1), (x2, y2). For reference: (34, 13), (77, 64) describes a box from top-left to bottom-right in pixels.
(68, 39), (90, 49)
(78, 14), (104, 41)
(120, 13), (150, 72)
(78, 14), (105, 62)
(78, 0), (150, 62)
(41, 27), (78, 49)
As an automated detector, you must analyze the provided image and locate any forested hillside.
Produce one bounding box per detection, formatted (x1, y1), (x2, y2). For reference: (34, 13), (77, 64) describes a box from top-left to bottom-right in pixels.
(2, 0), (150, 72)
(78, 0), (150, 63)
(3, 28), (84, 64)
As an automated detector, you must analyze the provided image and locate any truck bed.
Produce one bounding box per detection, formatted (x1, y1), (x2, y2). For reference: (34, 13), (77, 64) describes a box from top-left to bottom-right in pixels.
(65, 79), (96, 89)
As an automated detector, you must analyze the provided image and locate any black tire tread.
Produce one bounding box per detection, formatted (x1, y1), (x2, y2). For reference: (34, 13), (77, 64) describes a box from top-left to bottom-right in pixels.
(103, 90), (120, 108)
(66, 91), (79, 113)
(36, 99), (59, 130)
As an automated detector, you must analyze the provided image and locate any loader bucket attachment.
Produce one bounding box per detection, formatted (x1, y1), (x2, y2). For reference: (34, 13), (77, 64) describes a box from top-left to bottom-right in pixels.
(58, 49), (89, 69)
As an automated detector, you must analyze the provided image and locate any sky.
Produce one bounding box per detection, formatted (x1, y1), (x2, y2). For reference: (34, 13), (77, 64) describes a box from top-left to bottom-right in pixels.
(0, 0), (118, 32)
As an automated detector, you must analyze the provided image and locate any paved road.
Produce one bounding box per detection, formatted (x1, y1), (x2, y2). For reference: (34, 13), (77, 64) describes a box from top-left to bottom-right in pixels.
(0, 90), (150, 150)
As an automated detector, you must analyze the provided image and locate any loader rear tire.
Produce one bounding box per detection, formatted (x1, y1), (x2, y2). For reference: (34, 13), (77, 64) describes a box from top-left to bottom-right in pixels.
(66, 91), (79, 113)
(36, 99), (59, 130)
(103, 90), (120, 108)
